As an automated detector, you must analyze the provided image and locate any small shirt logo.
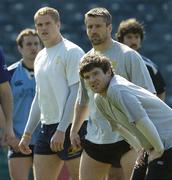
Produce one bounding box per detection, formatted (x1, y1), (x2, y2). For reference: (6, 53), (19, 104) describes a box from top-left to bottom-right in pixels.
(68, 146), (81, 155)
(14, 80), (23, 86)
(111, 61), (117, 69)
(157, 161), (164, 165)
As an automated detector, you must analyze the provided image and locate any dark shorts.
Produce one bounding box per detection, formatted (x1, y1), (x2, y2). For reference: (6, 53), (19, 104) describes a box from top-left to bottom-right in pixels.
(8, 145), (34, 159)
(34, 121), (87, 160)
(131, 148), (172, 180)
(82, 139), (131, 167)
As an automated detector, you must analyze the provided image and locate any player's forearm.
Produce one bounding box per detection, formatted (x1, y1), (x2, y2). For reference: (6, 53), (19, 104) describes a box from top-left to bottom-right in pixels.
(136, 117), (164, 153)
(70, 102), (88, 133)
(57, 83), (79, 132)
(117, 125), (142, 152)
(0, 82), (13, 131)
(24, 92), (40, 135)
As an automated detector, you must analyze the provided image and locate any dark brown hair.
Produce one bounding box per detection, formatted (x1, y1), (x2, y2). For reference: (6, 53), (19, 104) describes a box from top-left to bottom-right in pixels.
(85, 7), (112, 26)
(116, 18), (145, 42)
(80, 53), (114, 78)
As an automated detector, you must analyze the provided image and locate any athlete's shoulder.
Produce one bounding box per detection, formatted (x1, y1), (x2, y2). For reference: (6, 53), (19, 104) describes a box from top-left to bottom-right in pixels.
(142, 56), (157, 66)
(8, 61), (21, 71)
(112, 40), (141, 59)
(112, 40), (132, 52)
(34, 48), (46, 63)
(107, 76), (125, 94)
(80, 49), (93, 62)
(8, 61), (21, 77)
(63, 38), (85, 53)
(142, 55), (158, 74)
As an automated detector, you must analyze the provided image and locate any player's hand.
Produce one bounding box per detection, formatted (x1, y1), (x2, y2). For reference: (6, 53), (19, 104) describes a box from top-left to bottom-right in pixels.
(18, 135), (32, 155)
(148, 149), (164, 163)
(5, 128), (20, 152)
(135, 149), (147, 168)
(50, 130), (65, 152)
(7, 136), (20, 152)
(70, 131), (81, 150)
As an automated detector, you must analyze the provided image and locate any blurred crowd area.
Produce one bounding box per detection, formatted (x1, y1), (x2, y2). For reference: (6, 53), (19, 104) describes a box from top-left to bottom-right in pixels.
(0, 0), (172, 105)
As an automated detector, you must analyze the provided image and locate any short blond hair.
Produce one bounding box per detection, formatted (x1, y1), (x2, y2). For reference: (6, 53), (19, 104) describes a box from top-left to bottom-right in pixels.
(34, 6), (60, 23)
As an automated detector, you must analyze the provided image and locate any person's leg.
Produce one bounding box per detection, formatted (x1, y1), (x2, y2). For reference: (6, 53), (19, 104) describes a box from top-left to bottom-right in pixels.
(80, 150), (111, 180)
(8, 157), (32, 180)
(82, 139), (132, 180)
(105, 140), (133, 180)
(58, 121), (87, 180)
(33, 124), (64, 180)
(120, 148), (138, 180)
(65, 157), (80, 180)
(58, 164), (70, 180)
(33, 154), (64, 180)
(106, 167), (124, 180)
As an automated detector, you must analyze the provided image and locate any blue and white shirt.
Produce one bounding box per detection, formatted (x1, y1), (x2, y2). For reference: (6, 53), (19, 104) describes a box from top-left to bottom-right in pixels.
(8, 61), (40, 145)
(142, 56), (166, 95)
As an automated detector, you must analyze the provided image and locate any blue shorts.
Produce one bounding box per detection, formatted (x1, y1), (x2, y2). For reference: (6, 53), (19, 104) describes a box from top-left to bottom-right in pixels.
(34, 121), (87, 160)
(8, 145), (34, 159)
(82, 139), (130, 168)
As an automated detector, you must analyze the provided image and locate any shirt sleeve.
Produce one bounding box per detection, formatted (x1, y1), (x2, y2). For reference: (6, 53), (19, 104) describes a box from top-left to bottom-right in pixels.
(66, 48), (85, 86)
(117, 124), (142, 152)
(94, 94), (118, 130)
(57, 83), (79, 132)
(24, 90), (40, 134)
(108, 87), (148, 123)
(124, 50), (156, 94)
(76, 77), (89, 105)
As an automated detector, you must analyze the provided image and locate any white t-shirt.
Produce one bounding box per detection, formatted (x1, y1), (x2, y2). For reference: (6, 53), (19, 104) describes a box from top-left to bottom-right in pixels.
(95, 75), (172, 150)
(78, 40), (156, 144)
(34, 38), (84, 124)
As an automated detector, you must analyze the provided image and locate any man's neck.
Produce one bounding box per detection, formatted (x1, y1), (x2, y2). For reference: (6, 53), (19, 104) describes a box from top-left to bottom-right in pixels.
(22, 59), (34, 70)
(93, 38), (113, 52)
(100, 76), (113, 97)
(44, 35), (62, 48)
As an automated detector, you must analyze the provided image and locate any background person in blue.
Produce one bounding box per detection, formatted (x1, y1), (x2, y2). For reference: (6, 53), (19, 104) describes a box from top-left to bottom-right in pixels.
(0, 48), (14, 149)
(7, 28), (42, 180)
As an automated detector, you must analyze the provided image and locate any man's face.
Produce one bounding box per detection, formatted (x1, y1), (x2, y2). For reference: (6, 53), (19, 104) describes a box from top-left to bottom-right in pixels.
(35, 14), (60, 45)
(19, 35), (41, 61)
(85, 16), (111, 46)
(83, 67), (111, 94)
(122, 33), (141, 51)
